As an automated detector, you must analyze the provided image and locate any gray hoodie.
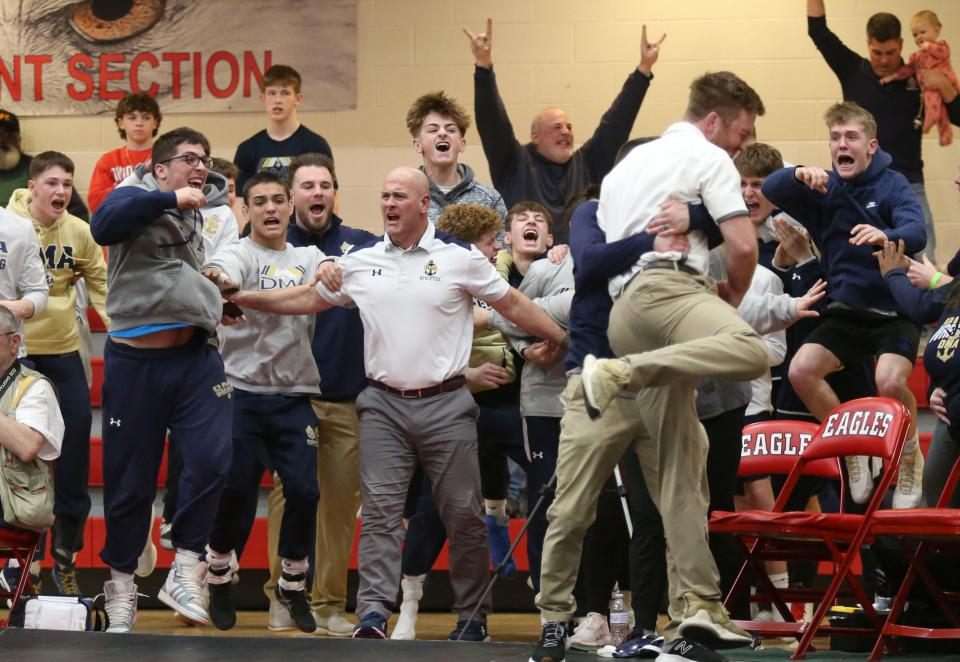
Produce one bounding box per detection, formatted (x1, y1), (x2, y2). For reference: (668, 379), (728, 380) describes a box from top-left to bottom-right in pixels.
(491, 254), (573, 418)
(91, 163), (223, 335)
(422, 163), (508, 225)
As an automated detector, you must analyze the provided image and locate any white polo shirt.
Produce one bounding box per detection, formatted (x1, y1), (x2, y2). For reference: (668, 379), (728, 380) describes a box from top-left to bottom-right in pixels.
(598, 121), (748, 299)
(315, 222), (510, 389)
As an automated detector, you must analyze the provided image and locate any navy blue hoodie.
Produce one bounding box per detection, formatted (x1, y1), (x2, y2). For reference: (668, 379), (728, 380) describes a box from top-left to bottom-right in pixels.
(761, 148), (925, 314)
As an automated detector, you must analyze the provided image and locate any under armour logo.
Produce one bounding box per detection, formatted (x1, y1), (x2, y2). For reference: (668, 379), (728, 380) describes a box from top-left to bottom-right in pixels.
(531, 451), (544, 460)
(109, 418), (122, 427)
(372, 268), (382, 276)
(792, 272), (801, 281)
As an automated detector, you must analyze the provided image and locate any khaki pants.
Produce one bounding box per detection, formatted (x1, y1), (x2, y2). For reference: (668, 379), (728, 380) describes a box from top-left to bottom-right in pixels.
(537, 269), (767, 622)
(264, 398), (362, 614)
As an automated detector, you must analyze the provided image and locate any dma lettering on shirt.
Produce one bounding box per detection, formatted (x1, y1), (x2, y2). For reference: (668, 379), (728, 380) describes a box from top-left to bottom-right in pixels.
(740, 431), (812, 457)
(42, 244), (75, 270)
(259, 264), (306, 289)
(821, 410), (893, 439)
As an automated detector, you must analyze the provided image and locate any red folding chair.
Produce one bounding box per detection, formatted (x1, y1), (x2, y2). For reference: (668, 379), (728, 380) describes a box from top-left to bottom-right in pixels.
(868, 451), (960, 660)
(710, 397), (912, 659)
(0, 527), (41, 627)
(713, 418), (836, 635)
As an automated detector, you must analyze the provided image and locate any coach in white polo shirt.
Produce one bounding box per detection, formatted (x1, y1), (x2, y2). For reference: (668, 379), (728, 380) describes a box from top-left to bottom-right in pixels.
(230, 166), (566, 642)
(576, 72), (770, 651)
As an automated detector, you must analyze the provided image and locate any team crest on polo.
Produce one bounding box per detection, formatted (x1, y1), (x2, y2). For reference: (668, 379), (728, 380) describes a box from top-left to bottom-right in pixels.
(260, 264), (307, 289)
(305, 425), (318, 447)
(340, 241), (354, 255)
(931, 315), (960, 362)
(420, 259), (440, 281)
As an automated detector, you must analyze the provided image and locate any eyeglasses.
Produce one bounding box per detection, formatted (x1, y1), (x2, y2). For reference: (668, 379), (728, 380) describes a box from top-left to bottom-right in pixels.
(163, 153), (213, 169)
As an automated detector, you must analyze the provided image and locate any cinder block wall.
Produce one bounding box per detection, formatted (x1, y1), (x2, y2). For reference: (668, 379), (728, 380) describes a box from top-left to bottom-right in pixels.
(17, 0), (960, 257)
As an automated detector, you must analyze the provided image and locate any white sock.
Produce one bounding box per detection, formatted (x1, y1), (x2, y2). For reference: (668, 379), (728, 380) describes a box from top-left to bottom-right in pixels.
(484, 499), (507, 519)
(175, 549), (201, 567)
(206, 548), (233, 585)
(280, 557), (308, 590)
(110, 568), (135, 589)
(768, 572), (789, 589)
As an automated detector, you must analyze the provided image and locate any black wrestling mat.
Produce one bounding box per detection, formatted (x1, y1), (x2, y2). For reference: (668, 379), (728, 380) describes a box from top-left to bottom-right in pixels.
(3, 629), (954, 661)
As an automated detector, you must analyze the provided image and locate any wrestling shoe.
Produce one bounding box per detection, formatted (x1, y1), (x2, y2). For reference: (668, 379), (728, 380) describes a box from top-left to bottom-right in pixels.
(276, 572), (316, 633)
(893, 441), (924, 509)
(581, 355), (631, 420)
(52, 563), (81, 596)
(486, 513), (517, 578)
(845, 455), (873, 504)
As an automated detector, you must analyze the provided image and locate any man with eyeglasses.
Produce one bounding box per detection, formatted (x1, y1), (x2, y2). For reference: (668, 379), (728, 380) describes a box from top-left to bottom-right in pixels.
(91, 127), (234, 633)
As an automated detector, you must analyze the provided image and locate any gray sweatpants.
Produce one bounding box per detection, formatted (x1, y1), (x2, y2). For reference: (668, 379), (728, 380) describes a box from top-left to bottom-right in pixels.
(354, 385), (492, 620)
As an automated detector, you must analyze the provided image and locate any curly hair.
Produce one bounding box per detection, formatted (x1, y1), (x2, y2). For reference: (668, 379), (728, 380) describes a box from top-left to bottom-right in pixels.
(406, 91), (471, 137)
(436, 204), (502, 243)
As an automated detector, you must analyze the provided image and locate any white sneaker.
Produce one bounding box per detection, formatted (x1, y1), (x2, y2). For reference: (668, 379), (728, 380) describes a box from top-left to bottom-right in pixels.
(893, 442), (924, 509)
(157, 560), (209, 625)
(268, 598), (296, 631)
(569, 611), (613, 651)
(103, 580), (139, 633)
(845, 455), (874, 504)
(314, 609), (355, 636)
(390, 574), (424, 640)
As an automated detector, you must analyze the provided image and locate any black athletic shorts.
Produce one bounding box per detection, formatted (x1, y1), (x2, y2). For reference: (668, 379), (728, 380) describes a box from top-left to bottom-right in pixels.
(804, 307), (921, 368)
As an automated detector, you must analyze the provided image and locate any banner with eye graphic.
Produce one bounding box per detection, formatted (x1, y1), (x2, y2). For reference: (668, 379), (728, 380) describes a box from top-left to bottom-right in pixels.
(0, 0), (357, 115)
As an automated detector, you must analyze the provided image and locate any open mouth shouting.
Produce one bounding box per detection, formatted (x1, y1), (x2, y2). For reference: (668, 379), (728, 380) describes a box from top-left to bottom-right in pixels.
(188, 176), (205, 189)
(51, 198), (66, 212)
(835, 154), (856, 174)
(263, 215), (282, 229)
(436, 141), (451, 153)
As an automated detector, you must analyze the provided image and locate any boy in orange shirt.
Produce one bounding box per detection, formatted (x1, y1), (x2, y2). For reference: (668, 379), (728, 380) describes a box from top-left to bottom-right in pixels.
(87, 93), (162, 212)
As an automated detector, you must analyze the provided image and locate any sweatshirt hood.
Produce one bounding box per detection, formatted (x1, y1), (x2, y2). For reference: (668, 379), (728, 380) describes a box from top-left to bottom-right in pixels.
(7, 187), (72, 231)
(202, 171), (230, 208)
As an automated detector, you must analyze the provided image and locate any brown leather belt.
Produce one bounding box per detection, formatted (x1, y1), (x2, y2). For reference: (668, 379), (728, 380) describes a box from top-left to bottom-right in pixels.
(641, 259), (699, 276)
(367, 376), (466, 399)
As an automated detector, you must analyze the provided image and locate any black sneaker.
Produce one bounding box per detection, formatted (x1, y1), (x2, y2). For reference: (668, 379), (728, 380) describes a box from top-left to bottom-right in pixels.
(208, 582), (236, 630)
(614, 631), (664, 658)
(52, 563), (81, 597)
(530, 621), (568, 662)
(352, 611), (388, 639)
(657, 637), (727, 662)
(275, 575), (316, 633)
(449, 618), (490, 641)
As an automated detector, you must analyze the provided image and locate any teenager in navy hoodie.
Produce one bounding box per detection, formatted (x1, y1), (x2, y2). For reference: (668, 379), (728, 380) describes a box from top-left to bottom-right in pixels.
(761, 101), (926, 511)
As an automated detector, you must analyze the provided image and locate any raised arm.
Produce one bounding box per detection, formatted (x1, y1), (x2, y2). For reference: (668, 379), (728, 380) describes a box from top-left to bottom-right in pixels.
(92, 186), (205, 245)
(466, 19), (522, 181)
(580, 25), (664, 178)
(807, 0), (862, 79)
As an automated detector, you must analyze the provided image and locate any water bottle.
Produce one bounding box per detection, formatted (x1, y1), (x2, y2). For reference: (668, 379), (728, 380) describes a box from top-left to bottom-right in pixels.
(609, 589), (630, 646)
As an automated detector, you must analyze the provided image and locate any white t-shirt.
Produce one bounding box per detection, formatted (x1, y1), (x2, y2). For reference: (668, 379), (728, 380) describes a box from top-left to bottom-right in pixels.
(316, 222), (510, 389)
(15, 378), (64, 461)
(598, 121), (748, 299)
